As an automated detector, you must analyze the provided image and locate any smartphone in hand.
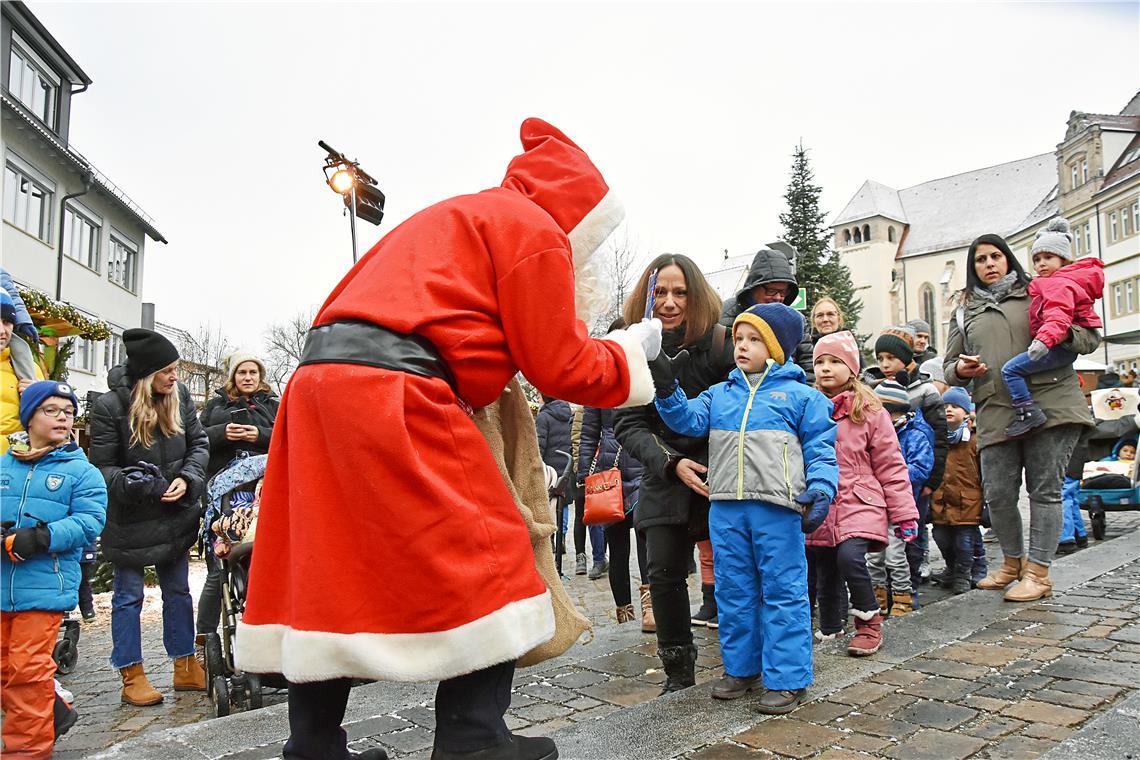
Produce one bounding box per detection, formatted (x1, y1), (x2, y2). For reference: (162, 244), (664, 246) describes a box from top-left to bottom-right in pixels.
(229, 408), (253, 426)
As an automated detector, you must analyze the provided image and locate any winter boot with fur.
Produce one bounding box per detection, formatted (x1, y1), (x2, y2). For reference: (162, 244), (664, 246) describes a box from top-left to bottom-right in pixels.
(691, 584), (717, 627)
(616, 604), (635, 624)
(173, 654), (207, 691)
(873, 586), (889, 614)
(658, 645), (697, 694)
(847, 610), (883, 657)
(1003, 562), (1053, 602)
(119, 663), (163, 705)
(1005, 402), (1048, 438)
(639, 584), (656, 633)
(977, 555), (1026, 589)
(889, 592), (913, 617)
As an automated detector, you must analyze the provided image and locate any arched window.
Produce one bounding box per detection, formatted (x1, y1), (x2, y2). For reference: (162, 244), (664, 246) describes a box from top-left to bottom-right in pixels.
(862, 224), (871, 242)
(843, 229), (852, 245)
(888, 226), (896, 243)
(920, 283), (936, 331)
(853, 227), (862, 244)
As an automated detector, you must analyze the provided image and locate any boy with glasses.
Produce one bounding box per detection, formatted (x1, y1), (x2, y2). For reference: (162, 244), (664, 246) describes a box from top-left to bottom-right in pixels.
(1, 381), (107, 756)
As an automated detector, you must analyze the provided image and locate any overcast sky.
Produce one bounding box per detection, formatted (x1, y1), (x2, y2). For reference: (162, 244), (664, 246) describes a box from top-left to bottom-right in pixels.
(29, 1), (1139, 350)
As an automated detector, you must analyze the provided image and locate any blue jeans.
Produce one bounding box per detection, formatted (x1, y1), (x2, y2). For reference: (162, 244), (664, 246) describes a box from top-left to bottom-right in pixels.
(110, 553), (195, 668)
(904, 495), (929, 608)
(970, 526), (988, 582)
(932, 524), (975, 583)
(1059, 476), (1086, 542)
(1001, 346), (1077, 406)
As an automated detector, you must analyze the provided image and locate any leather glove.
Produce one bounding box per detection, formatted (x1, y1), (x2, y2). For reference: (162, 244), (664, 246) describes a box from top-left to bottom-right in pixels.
(1027, 339), (1049, 362)
(796, 489), (831, 534)
(894, 520), (919, 542)
(121, 462), (169, 502)
(15, 323), (39, 345)
(623, 318), (663, 361)
(650, 350), (690, 397)
(4, 525), (51, 562)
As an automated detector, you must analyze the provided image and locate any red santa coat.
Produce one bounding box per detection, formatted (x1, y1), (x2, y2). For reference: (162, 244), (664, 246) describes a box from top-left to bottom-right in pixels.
(234, 119), (653, 684)
(1028, 257), (1104, 349)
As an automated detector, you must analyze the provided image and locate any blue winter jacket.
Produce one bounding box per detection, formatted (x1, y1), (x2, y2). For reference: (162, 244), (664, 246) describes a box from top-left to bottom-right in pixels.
(655, 360), (838, 512)
(893, 412), (935, 504)
(1, 444), (107, 612)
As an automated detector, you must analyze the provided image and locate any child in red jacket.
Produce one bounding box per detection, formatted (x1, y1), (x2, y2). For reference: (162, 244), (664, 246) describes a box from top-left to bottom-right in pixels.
(1003, 217), (1104, 438)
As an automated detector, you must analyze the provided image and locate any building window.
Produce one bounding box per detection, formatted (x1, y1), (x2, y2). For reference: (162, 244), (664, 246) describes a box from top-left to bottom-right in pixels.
(843, 229), (851, 245)
(2, 162), (53, 242)
(1133, 202), (1139, 235)
(1084, 222), (1091, 252)
(1071, 163), (1079, 190)
(1074, 224), (1082, 255)
(862, 224), (871, 242)
(7, 38), (59, 129)
(1081, 160), (1088, 184)
(1128, 280), (1136, 315)
(1124, 205), (1134, 237)
(1115, 284), (1123, 316)
(63, 205), (101, 271)
(107, 234), (139, 292)
(920, 283), (936, 330)
(888, 226), (896, 243)
(853, 227), (862, 244)
(104, 332), (125, 370)
(68, 337), (96, 374)
(1110, 212), (1118, 242)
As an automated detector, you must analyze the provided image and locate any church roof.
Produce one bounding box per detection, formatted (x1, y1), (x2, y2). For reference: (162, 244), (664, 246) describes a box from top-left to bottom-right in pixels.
(831, 179), (906, 225)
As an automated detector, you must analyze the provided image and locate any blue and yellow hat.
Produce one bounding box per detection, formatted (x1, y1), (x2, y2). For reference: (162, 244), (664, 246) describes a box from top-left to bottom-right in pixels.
(732, 303), (804, 365)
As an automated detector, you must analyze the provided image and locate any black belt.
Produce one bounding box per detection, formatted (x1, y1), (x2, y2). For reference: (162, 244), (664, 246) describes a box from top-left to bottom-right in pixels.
(298, 320), (457, 391)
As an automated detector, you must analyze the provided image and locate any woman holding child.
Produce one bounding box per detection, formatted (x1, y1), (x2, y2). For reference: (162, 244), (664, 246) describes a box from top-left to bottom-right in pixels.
(944, 227), (1100, 603)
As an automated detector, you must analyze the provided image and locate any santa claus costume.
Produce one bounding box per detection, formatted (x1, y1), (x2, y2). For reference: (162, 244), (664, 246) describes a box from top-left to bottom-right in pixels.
(235, 119), (657, 760)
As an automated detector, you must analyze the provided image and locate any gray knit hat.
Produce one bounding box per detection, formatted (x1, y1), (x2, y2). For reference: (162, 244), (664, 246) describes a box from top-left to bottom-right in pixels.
(1031, 217), (1073, 262)
(906, 318), (931, 336)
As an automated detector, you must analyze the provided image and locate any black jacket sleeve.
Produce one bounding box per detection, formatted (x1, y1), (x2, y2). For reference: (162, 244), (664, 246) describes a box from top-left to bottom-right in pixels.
(178, 387), (210, 499)
(920, 391), (948, 491)
(613, 405), (680, 481)
(253, 396), (279, 450)
(88, 394), (130, 502)
(535, 412), (550, 463)
(794, 334), (815, 384)
(199, 398), (232, 454)
(578, 407), (602, 480)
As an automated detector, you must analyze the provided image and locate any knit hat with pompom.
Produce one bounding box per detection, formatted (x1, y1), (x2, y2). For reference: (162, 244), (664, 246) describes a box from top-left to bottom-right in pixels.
(1031, 217), (1073, 263)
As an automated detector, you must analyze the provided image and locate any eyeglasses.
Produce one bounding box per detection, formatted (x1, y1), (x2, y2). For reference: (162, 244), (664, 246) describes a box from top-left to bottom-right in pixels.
(758, 284), (788, 297)
(39, 406), (76, 419)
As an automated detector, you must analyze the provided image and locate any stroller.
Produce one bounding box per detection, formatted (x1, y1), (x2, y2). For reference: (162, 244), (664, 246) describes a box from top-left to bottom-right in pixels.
(201, 454), (287, 717)
(1078, 388), (1140, 540)
(547, 450), (575, 576)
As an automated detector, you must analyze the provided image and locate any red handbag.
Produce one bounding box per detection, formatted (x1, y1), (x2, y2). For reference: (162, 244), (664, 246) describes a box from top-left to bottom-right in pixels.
(583, 446), (625, 526)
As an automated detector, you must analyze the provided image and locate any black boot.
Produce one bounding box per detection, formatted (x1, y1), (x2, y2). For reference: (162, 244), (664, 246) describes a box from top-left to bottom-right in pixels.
(431, 735), (556, 760)
(691, 584), (717, 627)
(658, 645), (697, 694)
(1004, 402), (1047, 438)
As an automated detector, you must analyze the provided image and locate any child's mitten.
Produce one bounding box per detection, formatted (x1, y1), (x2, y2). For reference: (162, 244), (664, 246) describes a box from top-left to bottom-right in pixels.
(796, 490), (831, 534)
(3, 525), (51, 562)
(1027, 340), (1048, 361)
(894, 520), (919, 542)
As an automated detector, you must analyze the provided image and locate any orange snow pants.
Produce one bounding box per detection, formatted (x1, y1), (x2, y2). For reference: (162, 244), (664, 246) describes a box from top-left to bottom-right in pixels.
(1, 610), (63, 758)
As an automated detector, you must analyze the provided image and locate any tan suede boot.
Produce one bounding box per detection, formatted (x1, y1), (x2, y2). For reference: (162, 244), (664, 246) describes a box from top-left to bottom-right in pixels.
(976, 555), (1027, 590)
(889, 592), (913, 617)
(640, 584), (656, 633)
(173, 653), (207, 691)
(1003, 562), (1053, 602)
(873, 586), (889, 614)
(120, 663), (164, 705)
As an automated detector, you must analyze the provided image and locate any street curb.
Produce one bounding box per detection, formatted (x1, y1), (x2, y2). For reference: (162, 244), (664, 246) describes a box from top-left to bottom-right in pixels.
(89, 531), (1140, 759)
(1037, 689), (1140, 758)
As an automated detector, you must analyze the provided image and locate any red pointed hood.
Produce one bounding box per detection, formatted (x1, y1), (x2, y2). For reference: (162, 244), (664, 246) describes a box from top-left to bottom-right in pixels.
(502, 118), (624, 265)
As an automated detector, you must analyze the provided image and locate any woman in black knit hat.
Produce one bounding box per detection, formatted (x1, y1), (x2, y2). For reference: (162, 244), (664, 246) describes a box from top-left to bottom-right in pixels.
(88, 328), (210, 706)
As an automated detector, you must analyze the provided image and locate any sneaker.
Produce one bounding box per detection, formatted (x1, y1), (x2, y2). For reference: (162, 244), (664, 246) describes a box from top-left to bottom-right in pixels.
(81, 608), (96, 622)
(711, 673), (761, 700)
(691, 584), (717, 627)
(1056, 540), (1078, 556)
(982, 528), (998, 543)
(574, 553), (587, 575)
(814, 629), (844, 642)
(705, 615), (719, 630)
(755, 687), (806, 715)
(1075, 534), (1089, 548)
(1004, 402), (1047, 438)
(587, 559), (609, 580)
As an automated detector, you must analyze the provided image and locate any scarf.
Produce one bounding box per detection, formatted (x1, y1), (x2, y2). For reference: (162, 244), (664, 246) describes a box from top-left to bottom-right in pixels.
(9, 439), (71, 463)
(947, 421), (972, 445)
(973, 272), (1019, 305)
(829, 390), (853, 421)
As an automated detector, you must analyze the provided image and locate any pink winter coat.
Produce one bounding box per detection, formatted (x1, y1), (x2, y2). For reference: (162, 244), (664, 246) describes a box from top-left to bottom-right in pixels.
(805, 391), (918, 552)
(1029, 257), (1104, 349)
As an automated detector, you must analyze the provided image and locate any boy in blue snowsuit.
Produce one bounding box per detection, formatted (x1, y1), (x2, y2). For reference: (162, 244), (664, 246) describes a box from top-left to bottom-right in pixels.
(653, 303), (837, 714)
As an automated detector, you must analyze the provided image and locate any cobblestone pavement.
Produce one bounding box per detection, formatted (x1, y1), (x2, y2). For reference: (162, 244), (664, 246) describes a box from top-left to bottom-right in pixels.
(57, 505), (1140, 759)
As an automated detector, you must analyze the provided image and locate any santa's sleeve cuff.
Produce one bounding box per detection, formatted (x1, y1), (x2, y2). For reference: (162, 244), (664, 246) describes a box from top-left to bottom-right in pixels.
(602, 329), (655, 408)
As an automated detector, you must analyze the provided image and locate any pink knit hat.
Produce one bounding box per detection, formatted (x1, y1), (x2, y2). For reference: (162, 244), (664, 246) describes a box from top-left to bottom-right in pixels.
(813, 330), (861, 376)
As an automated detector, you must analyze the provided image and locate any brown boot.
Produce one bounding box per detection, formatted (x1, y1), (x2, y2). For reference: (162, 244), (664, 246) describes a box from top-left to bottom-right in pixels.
(173, 654), (207, 691)
(889, 592), (913, 617)
(639, 584), (656, 633)
(120, 663), (163, 706)
(873, 586), (889, 614)
(976, 555), (1027, 590)
(1003, 562), (1053, 602)
(616, 604), (636, 624)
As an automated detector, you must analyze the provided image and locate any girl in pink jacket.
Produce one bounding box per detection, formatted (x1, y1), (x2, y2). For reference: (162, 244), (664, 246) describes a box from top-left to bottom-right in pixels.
(808, 332), (919, 656)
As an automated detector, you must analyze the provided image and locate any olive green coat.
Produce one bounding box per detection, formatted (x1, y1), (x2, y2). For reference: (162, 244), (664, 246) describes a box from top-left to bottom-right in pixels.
(944, 281), (1099, 451)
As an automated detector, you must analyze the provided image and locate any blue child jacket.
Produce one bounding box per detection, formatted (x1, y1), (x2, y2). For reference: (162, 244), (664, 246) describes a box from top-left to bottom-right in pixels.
(655, 360), (838, 512)
(1, 443), (107, 612)
(894, 412), (934, 504)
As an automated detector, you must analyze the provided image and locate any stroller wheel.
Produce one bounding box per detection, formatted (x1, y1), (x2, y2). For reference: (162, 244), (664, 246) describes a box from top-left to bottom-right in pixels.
(53, 638), (78, 675)
(205, 633), (225, 682)
(211, 675), (230, 718)
(1091, 510), (1106, 541)
(246, 673), (263, 710)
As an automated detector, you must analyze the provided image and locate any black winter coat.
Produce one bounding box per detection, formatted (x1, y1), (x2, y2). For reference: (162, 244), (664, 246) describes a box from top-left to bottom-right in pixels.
(719, 251), (813, 379)
(88, 365), (209, 568)
(536, 400), (574, 475)
(578, 406), (644, 506)
(199, 388), (279, 480)
(614, 324), (734, 532)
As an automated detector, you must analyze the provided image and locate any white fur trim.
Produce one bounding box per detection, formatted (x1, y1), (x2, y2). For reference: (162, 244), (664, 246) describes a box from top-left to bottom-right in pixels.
(233, 590), (554, 683)
(851, 608), (880, 621)
(602, 329), (655, 408)
(567, 190), (624, 266)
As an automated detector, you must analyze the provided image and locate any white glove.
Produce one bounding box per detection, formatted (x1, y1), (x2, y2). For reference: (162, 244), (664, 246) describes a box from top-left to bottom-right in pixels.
(624, 318), (663, 361)
(1027, 339), (1049, 362)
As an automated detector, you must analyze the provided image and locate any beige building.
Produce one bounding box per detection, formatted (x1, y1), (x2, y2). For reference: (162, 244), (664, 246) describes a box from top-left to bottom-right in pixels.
(831, 91), (1139, 373)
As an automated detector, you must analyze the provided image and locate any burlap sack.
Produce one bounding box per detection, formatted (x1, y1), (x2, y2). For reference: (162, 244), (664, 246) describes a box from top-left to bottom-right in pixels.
(473, 378), (591, 667)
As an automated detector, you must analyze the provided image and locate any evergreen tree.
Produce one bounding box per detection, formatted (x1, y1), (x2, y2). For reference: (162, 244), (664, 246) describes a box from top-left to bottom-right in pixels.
(778, 143), (862, 335)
